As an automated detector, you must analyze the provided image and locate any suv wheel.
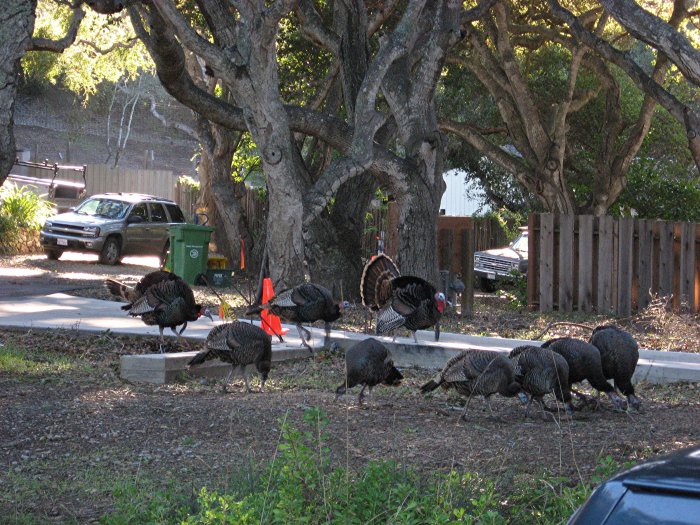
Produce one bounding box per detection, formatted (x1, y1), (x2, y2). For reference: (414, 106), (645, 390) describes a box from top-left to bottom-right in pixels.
(99, 237), (122, 265)
(45, 249), (63, 261)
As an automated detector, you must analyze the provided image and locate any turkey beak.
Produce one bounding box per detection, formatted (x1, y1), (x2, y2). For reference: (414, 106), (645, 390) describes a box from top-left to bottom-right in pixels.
(203, 308), (214, 322)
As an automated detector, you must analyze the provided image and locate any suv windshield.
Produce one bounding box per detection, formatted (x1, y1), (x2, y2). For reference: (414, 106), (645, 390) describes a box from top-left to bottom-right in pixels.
(75, 198), (130, 219)
(510, 233), (528, 252)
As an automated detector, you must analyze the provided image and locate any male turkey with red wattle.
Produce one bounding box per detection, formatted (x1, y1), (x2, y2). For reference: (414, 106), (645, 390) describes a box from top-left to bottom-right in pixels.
(360, 254), (446, 342)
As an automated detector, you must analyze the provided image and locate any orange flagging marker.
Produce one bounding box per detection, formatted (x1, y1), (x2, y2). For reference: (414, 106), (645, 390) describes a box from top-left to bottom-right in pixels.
(240, 239), (246, 270)
(261, 277), (288, 337)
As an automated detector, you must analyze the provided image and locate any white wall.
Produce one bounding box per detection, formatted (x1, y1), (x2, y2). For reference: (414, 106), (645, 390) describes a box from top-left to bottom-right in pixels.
(440, 169), (489, 216)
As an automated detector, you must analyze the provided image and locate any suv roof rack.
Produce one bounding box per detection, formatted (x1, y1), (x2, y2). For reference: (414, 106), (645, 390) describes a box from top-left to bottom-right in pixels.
(97, 192), (176, 204)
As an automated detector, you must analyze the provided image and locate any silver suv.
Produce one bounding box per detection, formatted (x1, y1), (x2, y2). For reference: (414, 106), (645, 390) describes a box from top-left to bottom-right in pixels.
(40, 193), (186, 265)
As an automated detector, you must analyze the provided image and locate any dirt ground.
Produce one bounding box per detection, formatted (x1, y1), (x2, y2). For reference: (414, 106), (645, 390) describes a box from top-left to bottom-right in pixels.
(1, 254), (699, 522)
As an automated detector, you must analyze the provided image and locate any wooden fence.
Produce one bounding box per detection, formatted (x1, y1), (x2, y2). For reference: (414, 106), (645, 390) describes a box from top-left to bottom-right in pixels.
(528, 213), (700, 315)
(24, 164), (178, 201)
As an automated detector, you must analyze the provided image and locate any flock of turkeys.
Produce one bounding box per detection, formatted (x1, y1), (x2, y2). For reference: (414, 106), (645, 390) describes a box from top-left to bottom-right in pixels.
(106, 254), (641, 418)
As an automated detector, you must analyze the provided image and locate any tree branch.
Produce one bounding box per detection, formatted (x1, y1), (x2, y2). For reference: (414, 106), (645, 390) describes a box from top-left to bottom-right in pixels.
(599, 0), (700, 87)
(29, 6), (86, 52)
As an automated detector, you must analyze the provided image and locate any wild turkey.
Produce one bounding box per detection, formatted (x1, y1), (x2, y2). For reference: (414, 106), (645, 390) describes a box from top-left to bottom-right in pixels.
(105, 270), (179, 309)
(189, 321), (272, 393)
(335, 338), (403, 405)
(246, 282), (344, 351)
(509, 345), (574, 419)
(420, 350), (520, 420)
(125, 276), (212, 351)
(589, 325), (641, 410)
(541, 337), (626, 411)
(360, 254), (446, 342)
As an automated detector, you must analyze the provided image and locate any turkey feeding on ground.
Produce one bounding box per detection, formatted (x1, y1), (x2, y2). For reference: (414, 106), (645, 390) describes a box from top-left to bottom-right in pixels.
(420, 349), (520, 420)
(105, 270), (179, 308)
(509, 345), (574, 420)
(246, 282), (345, 351)
(589, 325), (641, 410)
(189, 321), (272, 393)
(124, 275), (212, 351)
(360, 254), (446, 342)
(541, 337), (626, 411)
(335, 338), (403, 405)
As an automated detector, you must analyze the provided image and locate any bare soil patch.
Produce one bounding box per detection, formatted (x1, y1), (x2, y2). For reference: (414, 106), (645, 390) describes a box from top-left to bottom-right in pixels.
(1, 328), (699, 522)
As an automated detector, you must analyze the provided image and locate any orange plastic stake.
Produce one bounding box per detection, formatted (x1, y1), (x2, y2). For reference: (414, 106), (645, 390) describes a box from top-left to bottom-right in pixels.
(240, 239), (245, 270)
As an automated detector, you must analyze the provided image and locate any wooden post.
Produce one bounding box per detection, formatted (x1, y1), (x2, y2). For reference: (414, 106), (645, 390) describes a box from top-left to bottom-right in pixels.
(617, 218), (634, 317)
(527, 214), (539, 311)
(597, 216), (614, 313)
(679, 222), (696, 312)
(578, 215), (594, 313)
(460, 226), (475, 317)
(558, 214), (574, 312)
(539, 213), (554, 312)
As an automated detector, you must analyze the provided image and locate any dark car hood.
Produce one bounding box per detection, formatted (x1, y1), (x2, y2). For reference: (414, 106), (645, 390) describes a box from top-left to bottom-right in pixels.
(614, 446), (700, 495)
(475, 247), (526, 261)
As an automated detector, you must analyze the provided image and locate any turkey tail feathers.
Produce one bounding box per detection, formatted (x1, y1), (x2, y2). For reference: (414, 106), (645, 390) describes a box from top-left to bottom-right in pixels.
(420, 376), (442, 394)
(188, 350), (210, 367)
(360, 254), (400, 309)
(105, 279), (134, 302)
(245, 304), (265, 316)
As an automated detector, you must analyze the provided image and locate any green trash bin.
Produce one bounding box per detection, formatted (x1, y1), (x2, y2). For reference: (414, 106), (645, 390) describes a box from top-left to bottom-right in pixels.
(167, 224), (214, 285)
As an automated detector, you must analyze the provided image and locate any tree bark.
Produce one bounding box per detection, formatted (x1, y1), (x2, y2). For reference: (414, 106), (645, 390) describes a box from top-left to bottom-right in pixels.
(0, 0), (36, 186)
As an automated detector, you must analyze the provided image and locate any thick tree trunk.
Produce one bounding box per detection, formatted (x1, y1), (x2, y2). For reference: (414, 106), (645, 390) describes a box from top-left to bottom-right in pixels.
(0, 0), (36, 186)
(305, 175), (375, 300)
(196, 127), (252, 271)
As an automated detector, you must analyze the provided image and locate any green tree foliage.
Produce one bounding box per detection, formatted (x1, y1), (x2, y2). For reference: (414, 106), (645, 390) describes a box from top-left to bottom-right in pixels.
(23, 1), (153, 99)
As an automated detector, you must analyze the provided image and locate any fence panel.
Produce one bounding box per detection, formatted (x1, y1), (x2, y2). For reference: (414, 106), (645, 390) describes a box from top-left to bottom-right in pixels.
(558, 214), (574, 311)
(539, 213), (554, 312)
(617, 218), (634, 317)
(597, 216), (614, 313)
(528, 213), (700, 315)
(577, 215), (594, 313)
(679, 222), (696, 310)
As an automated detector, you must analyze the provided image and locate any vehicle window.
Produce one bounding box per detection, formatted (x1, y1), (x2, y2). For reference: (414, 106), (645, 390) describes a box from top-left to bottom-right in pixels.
(149, 203), (168, 222)
(511, 234), (528, 252)
(607, 489), (700, 525)
(75, 198), (129, 219)
(129, 203), (149, 221)
(165, 204), (186, 223)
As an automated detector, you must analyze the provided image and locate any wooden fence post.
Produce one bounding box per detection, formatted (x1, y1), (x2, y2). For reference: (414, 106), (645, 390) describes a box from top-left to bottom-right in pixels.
(461, 226), (474, 317)
(558, 214), (574, 312)
(617, 218), (634, 317)
(578, 215), (594, 313)
(539, 213), (554, 312)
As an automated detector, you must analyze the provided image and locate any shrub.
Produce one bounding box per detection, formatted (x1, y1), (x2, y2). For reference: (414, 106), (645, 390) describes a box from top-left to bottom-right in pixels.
(0, 182), (54, 254)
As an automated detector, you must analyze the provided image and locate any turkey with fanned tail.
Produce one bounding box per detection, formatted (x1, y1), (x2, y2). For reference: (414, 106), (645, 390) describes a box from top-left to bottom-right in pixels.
(125, 275), (212, 351)
(105, 270), (179, 309)
(420, 350), (520, 420)
(360, 254), (445, 342)
(246, 282), (345, 351)
(189, 321), (272, 393)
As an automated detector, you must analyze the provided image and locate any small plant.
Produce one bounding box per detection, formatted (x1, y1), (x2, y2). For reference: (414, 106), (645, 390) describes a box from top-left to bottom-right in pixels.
(0, 182), (54, 229)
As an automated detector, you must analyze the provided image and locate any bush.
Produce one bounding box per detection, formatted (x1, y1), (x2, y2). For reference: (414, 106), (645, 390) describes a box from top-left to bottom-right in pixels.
(101, 408), (624, 525)
(0, 182), (54, 254)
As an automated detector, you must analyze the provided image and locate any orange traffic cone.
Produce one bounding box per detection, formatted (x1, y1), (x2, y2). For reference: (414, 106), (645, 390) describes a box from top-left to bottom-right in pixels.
(261, 277), (288, 337)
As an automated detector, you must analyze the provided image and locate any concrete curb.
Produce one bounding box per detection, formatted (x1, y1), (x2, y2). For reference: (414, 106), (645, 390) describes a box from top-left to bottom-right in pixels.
(2, 293), (700, 385)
